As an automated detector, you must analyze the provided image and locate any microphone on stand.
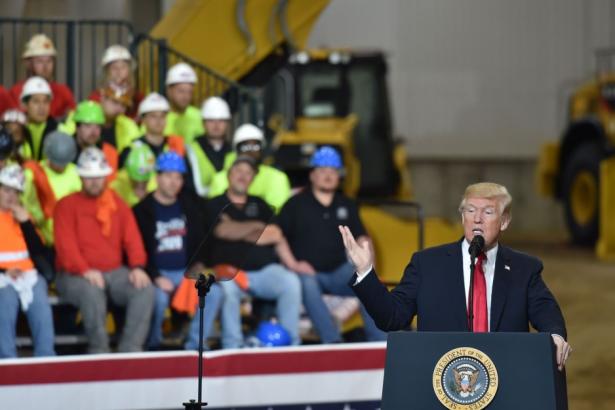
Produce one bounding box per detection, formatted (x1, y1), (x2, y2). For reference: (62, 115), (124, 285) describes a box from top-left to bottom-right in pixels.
(467, 234), (485, 332)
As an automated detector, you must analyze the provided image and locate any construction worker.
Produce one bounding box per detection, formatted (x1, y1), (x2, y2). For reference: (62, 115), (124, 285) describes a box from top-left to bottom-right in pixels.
(1, 110), (30, 163)
(98, 86), (140, 154)
(133, 151), (223, 350)
(23, 131), (81, 246)
(89, 45), (143, 119)
(54, 147), (154, 353)
(164, 62), (204, 144)
(0, 128), (16, 169)
(9, 34), (76, 119)
(208, 124), (291, 211)
(70, 101), (119, 179)
(110, 141), (157, 206)
(187, 96), (235, 197)
(276, 146), (386, 343)
(20, 76), (58, 161)
(0, 164), (56, 358)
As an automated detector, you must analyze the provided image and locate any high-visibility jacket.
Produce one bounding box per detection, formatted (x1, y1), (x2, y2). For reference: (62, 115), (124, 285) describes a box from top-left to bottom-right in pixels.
(25, 117), (58, 161)
(186, 138), (234, 197)
(208, 162), (291, 212)
(110, 169), (158, 207)
(62, 113), (140, 155)
(164, 106), (204, 145)
(23, 160), (82, 245)
(0, 210), (35, 271)
(119, 135), (186, 168)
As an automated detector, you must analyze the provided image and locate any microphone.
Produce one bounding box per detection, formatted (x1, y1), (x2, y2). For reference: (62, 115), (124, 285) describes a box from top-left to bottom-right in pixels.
(468, 235), (485, 259)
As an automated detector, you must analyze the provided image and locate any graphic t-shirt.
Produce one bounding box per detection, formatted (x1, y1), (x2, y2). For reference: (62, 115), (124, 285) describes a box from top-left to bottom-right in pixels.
(154, 200), (187, 270)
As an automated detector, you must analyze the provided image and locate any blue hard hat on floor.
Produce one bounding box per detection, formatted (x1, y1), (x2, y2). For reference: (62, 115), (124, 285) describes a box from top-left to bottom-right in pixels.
(156, 151), (186, 173)
(310, 145), (343, 169)
(256, 320), (291, 347)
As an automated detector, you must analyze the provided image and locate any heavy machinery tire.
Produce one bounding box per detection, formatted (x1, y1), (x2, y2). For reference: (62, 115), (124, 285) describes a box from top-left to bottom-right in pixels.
(562, 143), (601, 246)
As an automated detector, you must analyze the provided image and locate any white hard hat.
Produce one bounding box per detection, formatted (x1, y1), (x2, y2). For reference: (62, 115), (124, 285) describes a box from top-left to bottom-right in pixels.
(22, 34), (57, 59)
(233, 124), (264, 149)
(2, 109), (27, 125)
(166, 62), (197, 85)
(0, 164), (25, 192)
(20, 76), (53, 102)
(201, 96), (231, 120)
(101, 45), (134, 67)
(138, 92), (170, 116)
(77, 147), (112, 178)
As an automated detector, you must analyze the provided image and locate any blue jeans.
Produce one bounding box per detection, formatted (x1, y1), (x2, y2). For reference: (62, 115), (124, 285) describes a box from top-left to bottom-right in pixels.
(0, 276), (56, 358)
(219, 263), (301, 349)
(299, 262), (387, 343)
(147, 269), (223, 350)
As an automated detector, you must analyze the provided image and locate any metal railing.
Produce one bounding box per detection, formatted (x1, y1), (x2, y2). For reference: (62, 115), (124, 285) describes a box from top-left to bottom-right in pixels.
(0, 18), (262, 125)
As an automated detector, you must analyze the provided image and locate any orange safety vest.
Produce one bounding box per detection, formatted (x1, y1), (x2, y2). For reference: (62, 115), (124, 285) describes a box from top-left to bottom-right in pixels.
(0, 211), (35, 271)
(166, 135), (186, 156)
(102, 142), (119, 181)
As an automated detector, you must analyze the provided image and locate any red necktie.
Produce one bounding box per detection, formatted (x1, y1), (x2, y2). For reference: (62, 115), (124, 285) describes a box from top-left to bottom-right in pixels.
(470, 253), (488, 332)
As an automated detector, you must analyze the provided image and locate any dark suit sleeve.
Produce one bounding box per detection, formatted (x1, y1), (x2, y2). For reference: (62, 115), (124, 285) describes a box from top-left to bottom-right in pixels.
(351, 253), (421, 331)
(527, 262), (567, 339)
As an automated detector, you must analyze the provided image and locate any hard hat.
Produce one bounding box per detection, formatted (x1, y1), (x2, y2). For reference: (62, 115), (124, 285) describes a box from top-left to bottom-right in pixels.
(138, 92), (170, 116)
(74, 101), (105, 125)
(2, 109), (27, 125)
(166, 62), (197, 86)
(233, 123), (264, 149)
(20, 76), (53, 102)
(77, 146), (112, 178)
(0, 128), (15, 160)
(22, 34), (57, 59)
(101, 45), (133, 67)
(156, 151), (186, 173)
(310, 146), (343, 169)
(100, 86), (133, 107)
(201, 96), (231, 120)
(44, 131), (77, 167)
(255, 320), (291, 347)
(0, 164), (25, 192)
(125, 141), (155, 182)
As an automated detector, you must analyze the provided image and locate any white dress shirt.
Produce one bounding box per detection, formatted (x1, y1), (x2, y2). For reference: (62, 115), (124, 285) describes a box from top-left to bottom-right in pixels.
(462, 239), (498, 331)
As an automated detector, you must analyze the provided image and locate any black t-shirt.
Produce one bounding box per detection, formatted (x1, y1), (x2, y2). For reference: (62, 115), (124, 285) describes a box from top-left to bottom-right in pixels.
(276, 189), (367, 272)
(205, 194), (277, 271)
(153, 200), (187, 270)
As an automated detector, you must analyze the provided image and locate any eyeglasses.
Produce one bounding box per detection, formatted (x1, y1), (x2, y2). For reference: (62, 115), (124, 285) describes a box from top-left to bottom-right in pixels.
(237, 143), (262, 153)
(461, 206), (499, 219)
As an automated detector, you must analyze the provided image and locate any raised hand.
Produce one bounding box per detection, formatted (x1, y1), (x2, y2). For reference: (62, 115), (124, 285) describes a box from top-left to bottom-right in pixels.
(338, 225), (373, 274)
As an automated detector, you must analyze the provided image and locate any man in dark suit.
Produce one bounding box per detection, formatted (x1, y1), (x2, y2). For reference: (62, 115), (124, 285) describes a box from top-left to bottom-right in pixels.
(339, 182), (572, 371)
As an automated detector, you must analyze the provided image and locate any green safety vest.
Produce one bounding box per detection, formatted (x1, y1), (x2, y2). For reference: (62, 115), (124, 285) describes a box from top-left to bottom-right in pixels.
(164, 106), (204, 145)
(110, 169), (158, 207)
(208, 162), (291, 212)
(26, 122), (47, 160)
(187, 139), (235, 197)
(60, 112), (139, 154)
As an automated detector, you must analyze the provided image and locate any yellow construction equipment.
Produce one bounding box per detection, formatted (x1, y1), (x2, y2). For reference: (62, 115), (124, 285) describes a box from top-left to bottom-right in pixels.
(537, 49), (615, 260)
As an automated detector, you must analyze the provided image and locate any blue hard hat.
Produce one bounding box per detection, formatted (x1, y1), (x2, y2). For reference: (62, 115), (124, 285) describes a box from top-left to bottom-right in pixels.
(310, 146), (343, 169)
(156, 151), (186, 173)
(256, 320), (291, 347)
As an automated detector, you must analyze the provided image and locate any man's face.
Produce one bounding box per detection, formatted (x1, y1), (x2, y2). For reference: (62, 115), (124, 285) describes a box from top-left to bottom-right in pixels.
(0, 185), (20, 210)
(167, 83), (193, 111)
(461, 196), (510, 251)
(24, 94), (51, 123)
(204, 119), (228, 140)
(106, 60), (131, 86)
(28, 56), (54, 80)
(310, 167), (340, 193)
(143, 111), (167, 136)
(236, 140), (262, 162)
(4, 122), (25, 144)
(82, 177), (106, 197)
(76, 123), (102, 147)
(156, 171), (183, 199)
(101, 96), (126, 120)
(227, 162), (255, 196)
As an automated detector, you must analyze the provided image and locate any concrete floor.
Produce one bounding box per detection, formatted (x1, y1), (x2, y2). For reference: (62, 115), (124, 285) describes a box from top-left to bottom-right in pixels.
(506, 235), (615, 410)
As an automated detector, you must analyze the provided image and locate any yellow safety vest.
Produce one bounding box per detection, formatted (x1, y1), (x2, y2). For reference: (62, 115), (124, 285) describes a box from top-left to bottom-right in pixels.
(110, 169), (158, 207)
(187, 139), (234, 197)
(164, 106), (204, 145)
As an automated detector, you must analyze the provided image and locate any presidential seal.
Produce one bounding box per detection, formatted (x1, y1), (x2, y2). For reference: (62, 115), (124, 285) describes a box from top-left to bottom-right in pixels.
(432, 347), (498, 409)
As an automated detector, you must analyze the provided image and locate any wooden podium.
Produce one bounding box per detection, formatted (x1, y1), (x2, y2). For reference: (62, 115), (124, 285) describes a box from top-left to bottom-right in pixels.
(382, 332), (567, 409)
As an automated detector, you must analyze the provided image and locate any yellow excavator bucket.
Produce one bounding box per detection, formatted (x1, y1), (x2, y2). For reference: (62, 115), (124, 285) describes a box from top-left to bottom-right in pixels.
(151, 0), (330, 81)
(597, 157), (615, 261)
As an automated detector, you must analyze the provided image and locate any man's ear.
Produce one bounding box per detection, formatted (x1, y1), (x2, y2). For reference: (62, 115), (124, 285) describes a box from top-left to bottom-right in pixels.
(500, 213), (511, 232)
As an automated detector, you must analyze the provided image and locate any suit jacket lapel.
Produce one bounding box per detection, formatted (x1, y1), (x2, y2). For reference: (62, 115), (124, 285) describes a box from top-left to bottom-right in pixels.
(490, 245), (510, 331)
(448, 240), (470, 331)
